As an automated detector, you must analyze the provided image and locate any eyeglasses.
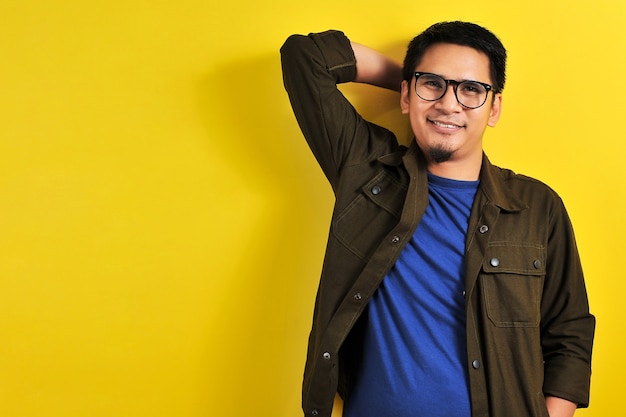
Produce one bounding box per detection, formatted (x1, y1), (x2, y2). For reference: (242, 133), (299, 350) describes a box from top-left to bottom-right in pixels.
(414, 72), (493, 109)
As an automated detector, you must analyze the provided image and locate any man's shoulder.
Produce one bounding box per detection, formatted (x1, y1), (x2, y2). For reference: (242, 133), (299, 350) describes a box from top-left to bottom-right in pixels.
(485, 161), (564, 208)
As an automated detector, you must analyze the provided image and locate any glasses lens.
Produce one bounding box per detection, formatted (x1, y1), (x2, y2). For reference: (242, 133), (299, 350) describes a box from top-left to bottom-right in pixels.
(415, 74), (446, 101)
(456, 81), (488, 109)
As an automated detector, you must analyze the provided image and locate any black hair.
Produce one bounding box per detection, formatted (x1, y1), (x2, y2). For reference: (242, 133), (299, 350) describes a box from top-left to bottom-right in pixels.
(402, 21), (507, 93)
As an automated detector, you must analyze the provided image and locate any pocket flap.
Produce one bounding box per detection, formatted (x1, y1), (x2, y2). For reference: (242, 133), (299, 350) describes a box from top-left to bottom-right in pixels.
(482, 242), (546, 275)
(360, 170), (407, 219)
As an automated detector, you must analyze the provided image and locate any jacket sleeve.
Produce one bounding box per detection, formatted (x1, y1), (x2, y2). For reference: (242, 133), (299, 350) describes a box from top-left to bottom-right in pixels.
(540, 197), (595, 407)
(280, 30), (397, 190)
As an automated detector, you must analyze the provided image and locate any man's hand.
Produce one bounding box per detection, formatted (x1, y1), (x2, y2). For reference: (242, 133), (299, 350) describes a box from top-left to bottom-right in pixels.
(546, 396), (577, 417)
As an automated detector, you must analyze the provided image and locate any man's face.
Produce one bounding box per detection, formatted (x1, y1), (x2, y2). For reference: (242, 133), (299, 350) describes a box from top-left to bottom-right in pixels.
(400, 43), (502, 168)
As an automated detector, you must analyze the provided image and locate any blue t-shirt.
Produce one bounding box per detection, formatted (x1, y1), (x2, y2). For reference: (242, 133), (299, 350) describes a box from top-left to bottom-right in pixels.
(344, 173), (479, 417)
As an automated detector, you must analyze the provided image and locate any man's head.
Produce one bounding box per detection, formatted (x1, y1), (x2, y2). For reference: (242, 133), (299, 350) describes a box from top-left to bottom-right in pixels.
(399, 22), (506, 176)
(402, 21), (507, 94)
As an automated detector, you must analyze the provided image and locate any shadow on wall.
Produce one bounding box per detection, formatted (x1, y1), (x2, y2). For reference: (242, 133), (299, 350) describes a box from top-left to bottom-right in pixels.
(196, 52), (331, 415)
(195, 42), (411, 415)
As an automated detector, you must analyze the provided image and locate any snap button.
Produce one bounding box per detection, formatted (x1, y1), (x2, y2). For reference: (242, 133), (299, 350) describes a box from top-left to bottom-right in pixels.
(533, 259), (541, 269)
(371, 185), (381, 195)
(354, 293), (362, 301)
(472, 360), (480, 369)
(322, 352), (331, 360)
(490, 258), (500, 267)
(311, 410), (319, 416)
(391, 235), (400, 244)
(479, 225), (489, 234)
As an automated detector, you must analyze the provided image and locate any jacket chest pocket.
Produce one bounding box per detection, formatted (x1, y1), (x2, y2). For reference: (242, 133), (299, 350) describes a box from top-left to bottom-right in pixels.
(332, 170), (407, 260)
(480, 242), (546, 327)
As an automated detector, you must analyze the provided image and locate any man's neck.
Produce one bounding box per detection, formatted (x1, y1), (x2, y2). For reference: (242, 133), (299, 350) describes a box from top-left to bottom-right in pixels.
(426, 158), (482, 181)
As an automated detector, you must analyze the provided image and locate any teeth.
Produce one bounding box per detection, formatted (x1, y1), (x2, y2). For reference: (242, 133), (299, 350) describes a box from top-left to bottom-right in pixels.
(432, 120), (460, 129)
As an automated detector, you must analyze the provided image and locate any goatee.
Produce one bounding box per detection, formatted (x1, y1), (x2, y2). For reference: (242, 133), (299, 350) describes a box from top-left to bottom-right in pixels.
(429, 147), (454, 163)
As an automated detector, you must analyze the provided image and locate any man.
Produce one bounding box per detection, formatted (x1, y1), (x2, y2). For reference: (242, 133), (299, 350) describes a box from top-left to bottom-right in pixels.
(280, 21), (594, 417)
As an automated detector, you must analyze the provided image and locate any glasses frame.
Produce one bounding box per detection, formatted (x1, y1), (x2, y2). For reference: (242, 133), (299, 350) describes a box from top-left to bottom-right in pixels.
(413, 72), (494, 109)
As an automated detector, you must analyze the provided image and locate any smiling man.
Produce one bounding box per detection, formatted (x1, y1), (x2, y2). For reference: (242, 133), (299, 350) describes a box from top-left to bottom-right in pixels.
(402, 43), (501, 179)
(281, 22), (594, 417)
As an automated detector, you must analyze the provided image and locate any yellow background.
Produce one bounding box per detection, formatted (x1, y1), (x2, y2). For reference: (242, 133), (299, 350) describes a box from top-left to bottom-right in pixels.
(0, 0), (624, 416)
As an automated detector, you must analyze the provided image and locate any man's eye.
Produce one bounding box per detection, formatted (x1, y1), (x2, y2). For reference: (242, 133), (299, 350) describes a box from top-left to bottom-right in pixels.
(460, 82), (484, 95)
(423, 79), (444, 89)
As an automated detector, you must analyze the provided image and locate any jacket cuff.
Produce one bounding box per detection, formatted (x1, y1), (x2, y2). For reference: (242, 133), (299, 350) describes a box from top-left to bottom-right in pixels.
(309, 30), (357, 84)
(543, 357), (591, 408)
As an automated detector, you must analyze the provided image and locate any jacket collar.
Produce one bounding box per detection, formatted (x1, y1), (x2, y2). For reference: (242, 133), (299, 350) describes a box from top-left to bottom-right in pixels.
(377, 141), (527, 212)
(478, 153), (528, 213)
(382, 141), (528, 213)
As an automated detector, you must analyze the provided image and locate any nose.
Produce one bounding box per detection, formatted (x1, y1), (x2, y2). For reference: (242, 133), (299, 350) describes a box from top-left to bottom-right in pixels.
(435, 84), (462, 112)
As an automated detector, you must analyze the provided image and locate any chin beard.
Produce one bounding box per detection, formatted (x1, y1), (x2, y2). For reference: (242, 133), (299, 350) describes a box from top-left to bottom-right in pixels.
(429, 147), (454, 163)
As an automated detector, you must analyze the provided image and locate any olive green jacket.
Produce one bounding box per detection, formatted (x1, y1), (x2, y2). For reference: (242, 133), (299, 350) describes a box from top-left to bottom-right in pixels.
(281, 30), (594, 417)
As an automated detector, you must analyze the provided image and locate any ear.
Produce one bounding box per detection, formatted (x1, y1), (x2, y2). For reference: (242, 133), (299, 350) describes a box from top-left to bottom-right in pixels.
(487, 93), (502, 127)
(400, 80), (410, 114)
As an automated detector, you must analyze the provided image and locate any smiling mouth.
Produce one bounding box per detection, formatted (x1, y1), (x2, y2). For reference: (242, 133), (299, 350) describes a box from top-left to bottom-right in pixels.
(429, 119), (464, 129)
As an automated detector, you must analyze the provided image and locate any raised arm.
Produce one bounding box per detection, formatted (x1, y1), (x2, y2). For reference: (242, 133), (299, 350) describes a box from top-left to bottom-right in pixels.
(351, 41), (403, 92)
(281, 31), (402, 189)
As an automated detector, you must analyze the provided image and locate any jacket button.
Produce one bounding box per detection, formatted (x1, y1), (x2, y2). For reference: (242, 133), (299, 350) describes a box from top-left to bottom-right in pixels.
(533, 259), (542, 269)
(311, 410), (319, 416)
(490, 258), (500, 267)
(322, 352), (331, 360)
(472, 360), (480, 369)
(354, 293), (362, 301)
(479, 225), (489, 234)
(391, 235), (400, 243)
(371, 185), (382, 195)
